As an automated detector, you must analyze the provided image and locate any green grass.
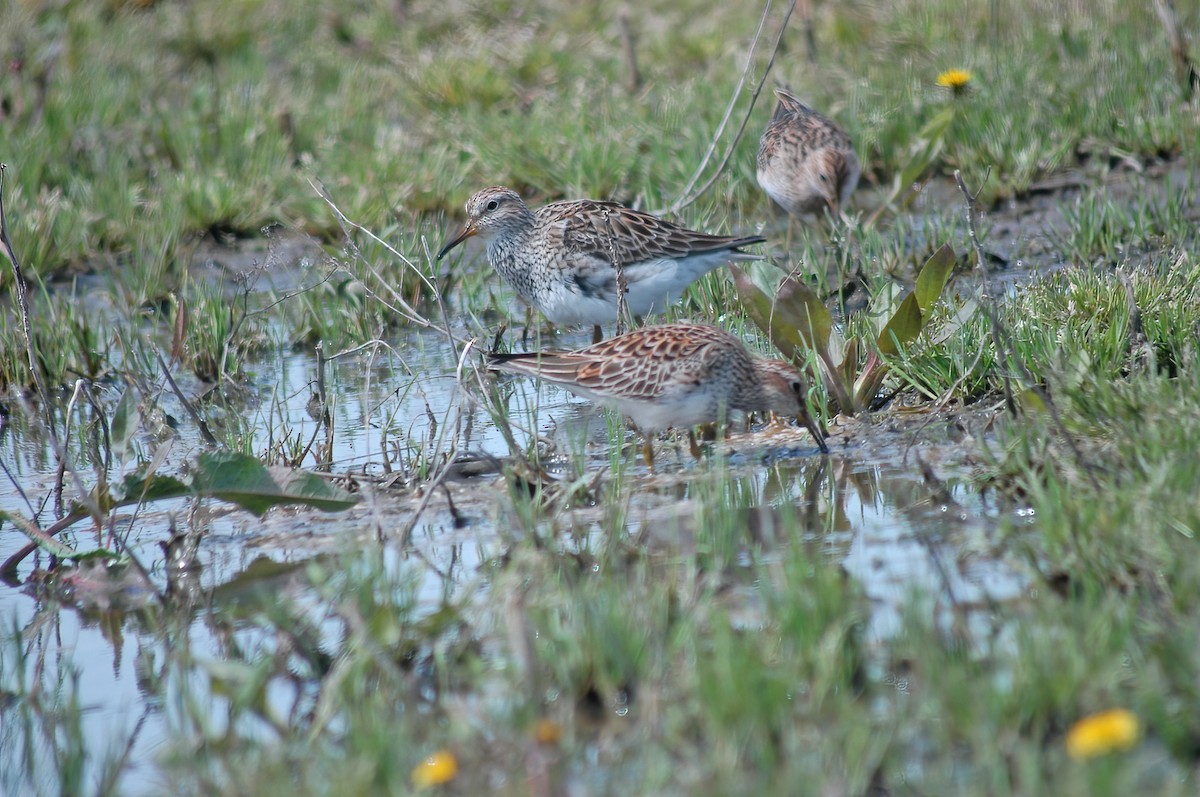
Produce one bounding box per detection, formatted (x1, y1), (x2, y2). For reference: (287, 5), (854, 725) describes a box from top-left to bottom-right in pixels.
(2, 0), (1196, 386)
(977, 359), (1200, 772)
(1056, 181), (1197, 266)
(888, 248), (1200, 404)
(11, 438), (1198, 795)
(3, 0), (1197, 286)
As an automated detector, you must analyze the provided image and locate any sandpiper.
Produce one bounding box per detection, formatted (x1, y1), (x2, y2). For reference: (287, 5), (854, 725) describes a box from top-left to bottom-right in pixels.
(437, 187), (765, 342)
(488, 322), (828, 465)
(756, 87), (859, 220)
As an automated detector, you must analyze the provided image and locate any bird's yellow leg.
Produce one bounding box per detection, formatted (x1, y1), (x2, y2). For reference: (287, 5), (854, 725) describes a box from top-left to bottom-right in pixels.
(641, 438), (656, 470)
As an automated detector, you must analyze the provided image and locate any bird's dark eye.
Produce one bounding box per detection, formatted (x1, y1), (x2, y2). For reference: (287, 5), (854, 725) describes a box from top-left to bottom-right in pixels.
(818, 173), (828, 183)
(791, 381), (803, 394)
(485, 199), (499, 211)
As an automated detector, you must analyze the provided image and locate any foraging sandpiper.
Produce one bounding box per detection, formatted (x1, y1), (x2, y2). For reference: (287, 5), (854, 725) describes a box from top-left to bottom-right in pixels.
(756, 88), (859, 220)
(437, 187), (765, 341)
(488, 322), (828, 465)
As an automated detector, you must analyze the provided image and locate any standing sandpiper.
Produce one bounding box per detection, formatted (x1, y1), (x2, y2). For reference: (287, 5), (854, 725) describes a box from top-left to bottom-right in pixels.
(488, 322), (828, 466)
(756, 88), (859, 220)
(437, 187), (765, 342)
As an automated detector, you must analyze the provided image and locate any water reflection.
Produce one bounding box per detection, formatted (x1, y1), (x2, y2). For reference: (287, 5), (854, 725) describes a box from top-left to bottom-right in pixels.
(0, 335), (1025, 794)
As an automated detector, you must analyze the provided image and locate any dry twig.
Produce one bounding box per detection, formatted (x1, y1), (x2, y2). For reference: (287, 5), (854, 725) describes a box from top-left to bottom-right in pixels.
(310, 177), (436, 329)
(666, 0), (798, 215)
(954, 169), (1102, 493)
(155, 350), (219, 446)
(617, 7), (642, 95)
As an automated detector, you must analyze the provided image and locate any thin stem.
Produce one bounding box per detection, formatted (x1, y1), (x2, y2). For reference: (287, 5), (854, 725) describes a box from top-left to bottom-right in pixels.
(667, 0), (797, 215)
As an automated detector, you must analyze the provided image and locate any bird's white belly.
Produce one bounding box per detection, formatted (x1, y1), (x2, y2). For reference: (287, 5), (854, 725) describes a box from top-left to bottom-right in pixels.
(539, 254), (734, 325)
(607, 391), (721, 433)
(538, 290), (623, 325)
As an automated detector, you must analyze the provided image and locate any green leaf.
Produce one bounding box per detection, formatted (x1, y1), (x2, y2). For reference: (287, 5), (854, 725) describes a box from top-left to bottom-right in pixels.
(192, 452), (358, 516)
(867, 107), (956, 228)
(840, 337), (860, 386)
(110, 386), (139, 462)
(877, 245), (957, 357)
(876, 292), (923, 357)
(212, 556), (309, 606)
(867, 281), (906, 338)
(1018, 388), (1049, 413)
(266, 466), (360, 512)
(115, 471), (191, 505)
(732, 265), (793, 359)
(896, 107), (955, 191)
(730, 266), (832, 362)
(927, 297), (979, 346)
(202, 658), (273, 716)
(914, 244), (956, 315)
(3, 453), (358, 570)
(774, 274), (834, 355)
(733, 266), (856, 413)
(743, 259), (786, 299)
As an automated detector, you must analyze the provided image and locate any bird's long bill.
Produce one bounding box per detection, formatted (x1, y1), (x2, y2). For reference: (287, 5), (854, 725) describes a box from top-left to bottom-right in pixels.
(800, 406), (829, 454)
(436, 223), (477, 260)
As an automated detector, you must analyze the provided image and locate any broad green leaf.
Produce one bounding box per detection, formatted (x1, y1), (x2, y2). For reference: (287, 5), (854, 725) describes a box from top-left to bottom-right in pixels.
(781, 285), (854, 412)
(68, 548), (123, 563)
(193, 452), (298, 516)
(743, 259), (786, 299)
(193, 451), (358, 516)
(115, 471), (190, 505)
(927, 297), (979, 346)
(875, 245), (955, 358)
(170, 292), (188, 365)
(914, 244), (956, 315)
(868, 281), (906, 338)
(266, 466), (360, 512)
(1018, 388), (1049, 413)
(732, 265), (800, 362)
(896, 107), (955, 191)
(733, 266), (855, 412)
(110, 386), (139, 462)
(732, 266), (833, 362)
(773, 274), (835, 355)
(876, 292), (923, 357)
(203, 658), (274, 716)
(866, 107), (956, 228)
(212, 556), (309, 606)
(4, 452), (357, 569)
(840, 337), (860, 387)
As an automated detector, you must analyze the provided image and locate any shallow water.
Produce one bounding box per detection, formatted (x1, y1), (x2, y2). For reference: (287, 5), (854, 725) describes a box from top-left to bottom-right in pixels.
(0, 319), (1030, 794)
(17, 159), (1193, 790)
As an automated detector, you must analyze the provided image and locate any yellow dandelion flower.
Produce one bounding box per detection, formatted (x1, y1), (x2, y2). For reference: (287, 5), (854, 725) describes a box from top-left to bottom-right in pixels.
(533, 718), (563, 745)
(412, 749), (458, 789)
(1066, 709), (1140, 760)
(936, 69), (972, 96)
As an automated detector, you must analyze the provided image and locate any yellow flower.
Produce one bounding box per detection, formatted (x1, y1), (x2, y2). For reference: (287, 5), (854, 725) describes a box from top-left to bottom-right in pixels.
(412, 749), (458, 788)
(936, 69), (972, 95)
(1066, 709), (1140, 759)
(533, 718), (563, 745)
